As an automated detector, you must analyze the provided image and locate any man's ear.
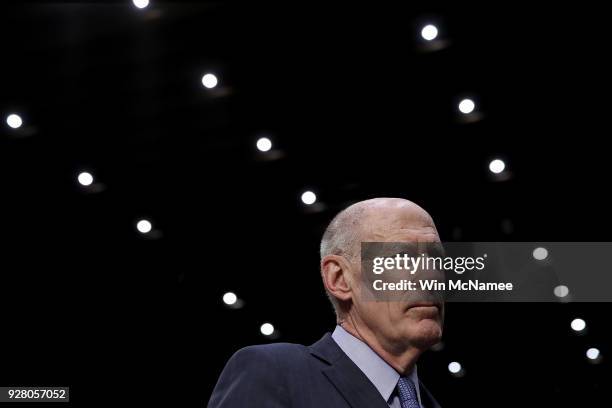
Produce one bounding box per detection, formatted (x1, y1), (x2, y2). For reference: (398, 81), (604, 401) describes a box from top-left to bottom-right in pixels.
(321, 255), (354, 303)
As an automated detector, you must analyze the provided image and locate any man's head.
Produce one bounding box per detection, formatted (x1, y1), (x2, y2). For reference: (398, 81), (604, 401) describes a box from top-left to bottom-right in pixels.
(320, 197), (444, 352)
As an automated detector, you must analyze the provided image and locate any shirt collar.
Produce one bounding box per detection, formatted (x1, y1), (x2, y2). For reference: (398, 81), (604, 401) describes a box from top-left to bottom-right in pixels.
(331, 325), (421, 404)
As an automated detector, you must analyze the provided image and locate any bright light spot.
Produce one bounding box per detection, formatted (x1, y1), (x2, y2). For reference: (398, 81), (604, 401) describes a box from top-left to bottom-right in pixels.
(448, 361), (462, 374)
(223, 292), (237, 305)
(458, 98), (475, 114)
(489, 159), (506, 174)
(586, 348), (600, 360)
(533, 247), (548, 260)
(136, 219), (153, 234)
(421, 24), (439, 41)
(133, 0), (149, 9)
(571, 318), (586, 332)
(554, 285), (569, 298)
(132, 0), (149, 9)
(301, 191), (317, 205)
(256, 137), (272, 152)
(260, 323), (274, 336)
(202, 73), (218, 89)
(6, 113), (23, 129)
(77, 172), (94, 186)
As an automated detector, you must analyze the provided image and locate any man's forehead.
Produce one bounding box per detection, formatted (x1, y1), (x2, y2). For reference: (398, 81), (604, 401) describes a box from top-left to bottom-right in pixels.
(361, 211), (438, 243)
(369, 227), (439, 242)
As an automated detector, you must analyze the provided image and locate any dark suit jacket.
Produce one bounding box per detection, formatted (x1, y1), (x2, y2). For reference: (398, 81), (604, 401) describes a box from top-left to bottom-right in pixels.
(208, 332), (441, 408)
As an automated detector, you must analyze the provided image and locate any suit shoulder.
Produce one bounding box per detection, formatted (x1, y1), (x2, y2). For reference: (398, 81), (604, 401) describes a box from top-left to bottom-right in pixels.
(232, 341), (309, 363)
(209, 342), (305, 407)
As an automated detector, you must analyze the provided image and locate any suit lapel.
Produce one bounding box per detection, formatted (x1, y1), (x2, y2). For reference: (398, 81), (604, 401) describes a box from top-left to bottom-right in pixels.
(309, 333), (391, 408)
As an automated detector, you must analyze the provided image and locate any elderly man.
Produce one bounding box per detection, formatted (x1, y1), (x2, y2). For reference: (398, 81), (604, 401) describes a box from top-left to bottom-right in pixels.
(208, 198), (443, 408)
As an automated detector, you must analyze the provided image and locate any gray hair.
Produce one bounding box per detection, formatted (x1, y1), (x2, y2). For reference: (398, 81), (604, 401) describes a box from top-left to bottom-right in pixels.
(319, 203), (367, 317)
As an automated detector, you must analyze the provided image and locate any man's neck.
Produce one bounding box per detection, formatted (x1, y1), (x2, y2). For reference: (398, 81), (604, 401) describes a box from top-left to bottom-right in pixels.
(340, 319), (422, 376)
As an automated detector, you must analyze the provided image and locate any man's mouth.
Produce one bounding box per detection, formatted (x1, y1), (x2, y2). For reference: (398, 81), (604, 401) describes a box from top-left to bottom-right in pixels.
(406, 302), (441, 313)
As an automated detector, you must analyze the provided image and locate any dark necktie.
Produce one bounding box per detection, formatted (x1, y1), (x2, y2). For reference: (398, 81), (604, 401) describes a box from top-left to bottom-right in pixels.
(397, 376), (420, 408)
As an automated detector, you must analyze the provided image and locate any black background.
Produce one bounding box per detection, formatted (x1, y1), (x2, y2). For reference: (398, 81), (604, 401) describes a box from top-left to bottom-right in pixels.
(1, 1), (610, 407)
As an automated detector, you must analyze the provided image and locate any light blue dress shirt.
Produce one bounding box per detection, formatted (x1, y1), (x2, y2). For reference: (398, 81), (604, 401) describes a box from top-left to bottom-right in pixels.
(331, 325), (422, 408)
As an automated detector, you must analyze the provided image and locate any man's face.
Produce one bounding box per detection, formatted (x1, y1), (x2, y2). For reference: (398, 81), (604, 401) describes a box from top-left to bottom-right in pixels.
(351, 208), (445, 351)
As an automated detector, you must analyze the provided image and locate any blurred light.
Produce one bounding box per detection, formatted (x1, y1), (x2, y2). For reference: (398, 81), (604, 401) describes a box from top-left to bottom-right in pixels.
(533, 247), (548, 260)
(489, 159), (506, 174)
(421, 24), (439, 41)
(133, 0), (149, 9)
(77, 172), (94, 187)
(554, 285), (569, 298)
(202, 73), (218, 89)
(571, 318), (586, 332)
(301, 191), (317, 205)
(136, 219), (153, 234)
(256, 137), (272, 152)
(586, 348), (600, 360)
(222, 292), (237, 305)
(448, 361), (462, 374)
(458, 99), (475, 114)
(6, 113), (23, 129)
(260, 323), (274, 336)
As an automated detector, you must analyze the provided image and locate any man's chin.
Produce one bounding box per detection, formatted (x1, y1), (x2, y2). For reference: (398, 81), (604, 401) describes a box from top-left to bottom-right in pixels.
(408, 320), (443, 350)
